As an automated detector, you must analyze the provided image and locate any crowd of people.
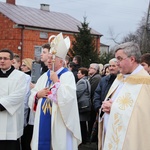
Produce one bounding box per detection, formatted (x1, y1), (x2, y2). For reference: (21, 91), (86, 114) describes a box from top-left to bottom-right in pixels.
(0, 33), (150, 150)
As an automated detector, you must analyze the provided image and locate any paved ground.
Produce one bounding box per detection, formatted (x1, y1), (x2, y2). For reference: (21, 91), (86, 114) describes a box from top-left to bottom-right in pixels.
(78, 142), (98, 150)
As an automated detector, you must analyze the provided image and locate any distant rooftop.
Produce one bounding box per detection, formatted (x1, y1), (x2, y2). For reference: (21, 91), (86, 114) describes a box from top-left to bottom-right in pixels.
(100, 43), (109, 47)
(0, 1), (102, 36)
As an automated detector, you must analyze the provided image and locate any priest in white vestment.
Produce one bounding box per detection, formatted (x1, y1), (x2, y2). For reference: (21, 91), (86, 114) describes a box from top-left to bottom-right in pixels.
(98, 42), (150, 150)
(29, 33), (81, 150)
(0, 49), (26, 150)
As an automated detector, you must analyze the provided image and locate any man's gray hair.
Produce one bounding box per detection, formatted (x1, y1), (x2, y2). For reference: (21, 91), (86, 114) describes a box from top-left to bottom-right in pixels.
(90, 63), (99, 71)
(109, 58), (117, 64)
(115, 42), (141, 63)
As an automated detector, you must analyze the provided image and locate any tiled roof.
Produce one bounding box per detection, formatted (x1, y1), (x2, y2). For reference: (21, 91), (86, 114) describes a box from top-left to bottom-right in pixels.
(0, 2), (102, 36)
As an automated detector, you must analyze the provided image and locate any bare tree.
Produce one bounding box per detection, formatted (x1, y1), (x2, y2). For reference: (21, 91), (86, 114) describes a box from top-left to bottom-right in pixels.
(107, 27), (121, 44)
(121, 13), (150, 53)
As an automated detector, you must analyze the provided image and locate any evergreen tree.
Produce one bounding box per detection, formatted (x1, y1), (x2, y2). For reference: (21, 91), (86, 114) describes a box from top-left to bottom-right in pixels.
(70, 17), (100, 68)
(99, 52), (114, 65)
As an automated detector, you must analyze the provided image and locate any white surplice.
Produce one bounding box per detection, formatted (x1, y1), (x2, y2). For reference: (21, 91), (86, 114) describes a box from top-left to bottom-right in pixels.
(98, 65), (150, 150)
(0, 70), (26, 140)
(29, 70), (81, 150)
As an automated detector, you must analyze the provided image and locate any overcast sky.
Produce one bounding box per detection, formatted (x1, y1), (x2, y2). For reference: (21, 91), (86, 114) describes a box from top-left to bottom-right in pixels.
(0, 0), (149, 47)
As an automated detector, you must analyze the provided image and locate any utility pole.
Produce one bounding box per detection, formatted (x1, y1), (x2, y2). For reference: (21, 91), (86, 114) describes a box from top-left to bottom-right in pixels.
(142, 0), (150, 53)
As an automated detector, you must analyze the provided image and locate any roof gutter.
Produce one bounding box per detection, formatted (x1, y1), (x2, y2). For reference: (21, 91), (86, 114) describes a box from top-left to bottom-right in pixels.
(14, 24), (102, 37)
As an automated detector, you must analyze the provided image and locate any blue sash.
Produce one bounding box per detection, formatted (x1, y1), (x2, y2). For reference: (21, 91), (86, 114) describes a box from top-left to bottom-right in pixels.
(38, 68), (68, 150)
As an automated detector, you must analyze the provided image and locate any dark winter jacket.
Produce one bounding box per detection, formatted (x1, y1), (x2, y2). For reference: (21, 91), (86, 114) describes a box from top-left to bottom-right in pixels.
(93, 74), (117, 113)
(88, 73), (101, 101)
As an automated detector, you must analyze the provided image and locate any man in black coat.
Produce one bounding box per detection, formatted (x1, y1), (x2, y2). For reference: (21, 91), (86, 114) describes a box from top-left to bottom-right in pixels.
(73, 55), (82, 83)
(88, 63), (101, 140)
(89, 58), (119, 144)
(93, 58), (119, 113)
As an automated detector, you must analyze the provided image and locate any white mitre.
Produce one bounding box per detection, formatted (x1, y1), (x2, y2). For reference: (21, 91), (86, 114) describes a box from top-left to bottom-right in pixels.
(48, 33), (70, 60)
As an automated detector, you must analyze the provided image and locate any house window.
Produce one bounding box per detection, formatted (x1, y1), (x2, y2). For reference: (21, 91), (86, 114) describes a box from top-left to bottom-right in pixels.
(40, 32), (48, 39)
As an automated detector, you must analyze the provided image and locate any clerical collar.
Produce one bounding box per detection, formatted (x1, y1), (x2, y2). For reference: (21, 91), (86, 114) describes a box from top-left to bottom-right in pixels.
(1, 67), (11, 74)
(123, 64), (143, 78)
(0, 66), (15, 78)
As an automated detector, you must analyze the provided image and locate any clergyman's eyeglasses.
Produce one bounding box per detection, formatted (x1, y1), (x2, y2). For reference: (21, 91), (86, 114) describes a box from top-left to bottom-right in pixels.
(0, 57), (10, 61)
(116, 57), (128, 62)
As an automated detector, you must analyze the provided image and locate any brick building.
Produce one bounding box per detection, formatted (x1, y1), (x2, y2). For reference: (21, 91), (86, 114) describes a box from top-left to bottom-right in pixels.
(0, 0), (102, 60)
(100, 43), (110, 55)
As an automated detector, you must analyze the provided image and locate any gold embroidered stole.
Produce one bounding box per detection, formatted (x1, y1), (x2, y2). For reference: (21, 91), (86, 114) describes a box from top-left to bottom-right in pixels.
(103, 74), (150, 150)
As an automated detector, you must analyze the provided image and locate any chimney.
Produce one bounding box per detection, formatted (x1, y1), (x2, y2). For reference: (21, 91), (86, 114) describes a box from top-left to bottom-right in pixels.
(40, 4), (50, 11)
(6, 0), (16, 5)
